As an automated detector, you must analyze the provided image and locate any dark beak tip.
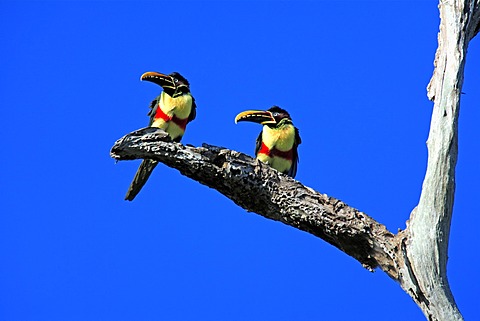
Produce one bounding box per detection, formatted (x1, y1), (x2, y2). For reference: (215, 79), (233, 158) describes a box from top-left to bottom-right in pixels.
(234, 110), (277, 125)
(140, 72), (171, 83)
(234, 117), (247, 124)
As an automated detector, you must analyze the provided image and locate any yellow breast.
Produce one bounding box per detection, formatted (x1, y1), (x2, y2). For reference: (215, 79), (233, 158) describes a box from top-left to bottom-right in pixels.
(159, 92), (193, 119)
(150, 92), (193, 140)
(261, 124), (296, 152)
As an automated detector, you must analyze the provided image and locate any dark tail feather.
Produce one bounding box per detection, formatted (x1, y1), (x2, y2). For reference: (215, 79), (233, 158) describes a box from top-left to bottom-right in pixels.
(124, 160), (158, 201)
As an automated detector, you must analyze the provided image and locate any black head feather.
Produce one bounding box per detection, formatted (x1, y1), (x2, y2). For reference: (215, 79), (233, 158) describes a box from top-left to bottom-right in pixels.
(168, 72), (190, 88)
(267, 106), (292, 123)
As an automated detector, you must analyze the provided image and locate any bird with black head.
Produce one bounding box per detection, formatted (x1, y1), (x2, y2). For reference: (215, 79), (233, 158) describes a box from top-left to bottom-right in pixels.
(125, 71), (196, 201)
(235, 106), (301, 178)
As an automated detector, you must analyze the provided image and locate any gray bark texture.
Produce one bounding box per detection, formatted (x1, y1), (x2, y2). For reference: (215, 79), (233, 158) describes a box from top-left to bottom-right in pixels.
(110, 1), (479, 320)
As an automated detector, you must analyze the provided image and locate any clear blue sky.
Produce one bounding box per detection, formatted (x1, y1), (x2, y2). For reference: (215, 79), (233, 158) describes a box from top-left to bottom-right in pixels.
(1, 1), (479, 320)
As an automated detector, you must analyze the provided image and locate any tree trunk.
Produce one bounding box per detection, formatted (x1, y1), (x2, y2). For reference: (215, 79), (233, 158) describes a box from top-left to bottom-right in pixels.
(110, 0), (479, 319)
(397, 0), (479, 320)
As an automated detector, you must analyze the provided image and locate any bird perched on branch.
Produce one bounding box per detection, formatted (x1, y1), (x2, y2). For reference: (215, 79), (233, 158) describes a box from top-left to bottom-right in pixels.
(235, 106), (301, 178)
(125, 71), (196, 201)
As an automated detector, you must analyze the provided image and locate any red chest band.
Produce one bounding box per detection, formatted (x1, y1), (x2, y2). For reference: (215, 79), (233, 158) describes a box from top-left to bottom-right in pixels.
(258, 142), (293, 161)
(155, 106), (188, 131)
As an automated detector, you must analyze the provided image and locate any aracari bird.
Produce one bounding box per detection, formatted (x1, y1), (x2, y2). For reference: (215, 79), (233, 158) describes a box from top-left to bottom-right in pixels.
(235, 106), (301, 178)
(125, 71), (196, 201)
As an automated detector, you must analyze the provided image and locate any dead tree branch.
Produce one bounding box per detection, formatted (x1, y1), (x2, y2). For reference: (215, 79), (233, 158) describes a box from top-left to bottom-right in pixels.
(111, 127), (398, 277)
(111, 0), (479, 319)
(398, 0), (479, 320)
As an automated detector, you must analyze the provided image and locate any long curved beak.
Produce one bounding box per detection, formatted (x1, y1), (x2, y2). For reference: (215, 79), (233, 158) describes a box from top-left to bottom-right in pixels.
(234, 110), (276, 125)
(140, 71), (175, 89)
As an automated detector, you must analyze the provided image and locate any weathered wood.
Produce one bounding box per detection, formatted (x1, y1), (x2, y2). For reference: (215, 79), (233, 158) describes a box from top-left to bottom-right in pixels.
(111, 127), (399, 277)
(398, 1), (479, 320)
(111, 1), (479, 319)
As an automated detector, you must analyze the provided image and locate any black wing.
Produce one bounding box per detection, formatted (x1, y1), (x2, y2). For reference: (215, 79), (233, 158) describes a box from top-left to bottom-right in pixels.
(187, 95), (197, 123)
(147, 96), (160, 126)
(287, 127), (301, 178)
(254, 130), (263, 157)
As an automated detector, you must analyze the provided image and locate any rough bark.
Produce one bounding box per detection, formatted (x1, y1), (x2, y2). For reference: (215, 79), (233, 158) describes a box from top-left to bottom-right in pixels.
(398, 0), (479, 320)
(111, 0), (479, 319)
(111, 127), (399, 276)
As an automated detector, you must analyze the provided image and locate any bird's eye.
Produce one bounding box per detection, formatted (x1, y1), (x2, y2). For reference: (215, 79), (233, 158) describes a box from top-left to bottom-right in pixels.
(174, 78), (179, 83)
(272, 112), (279, 117)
